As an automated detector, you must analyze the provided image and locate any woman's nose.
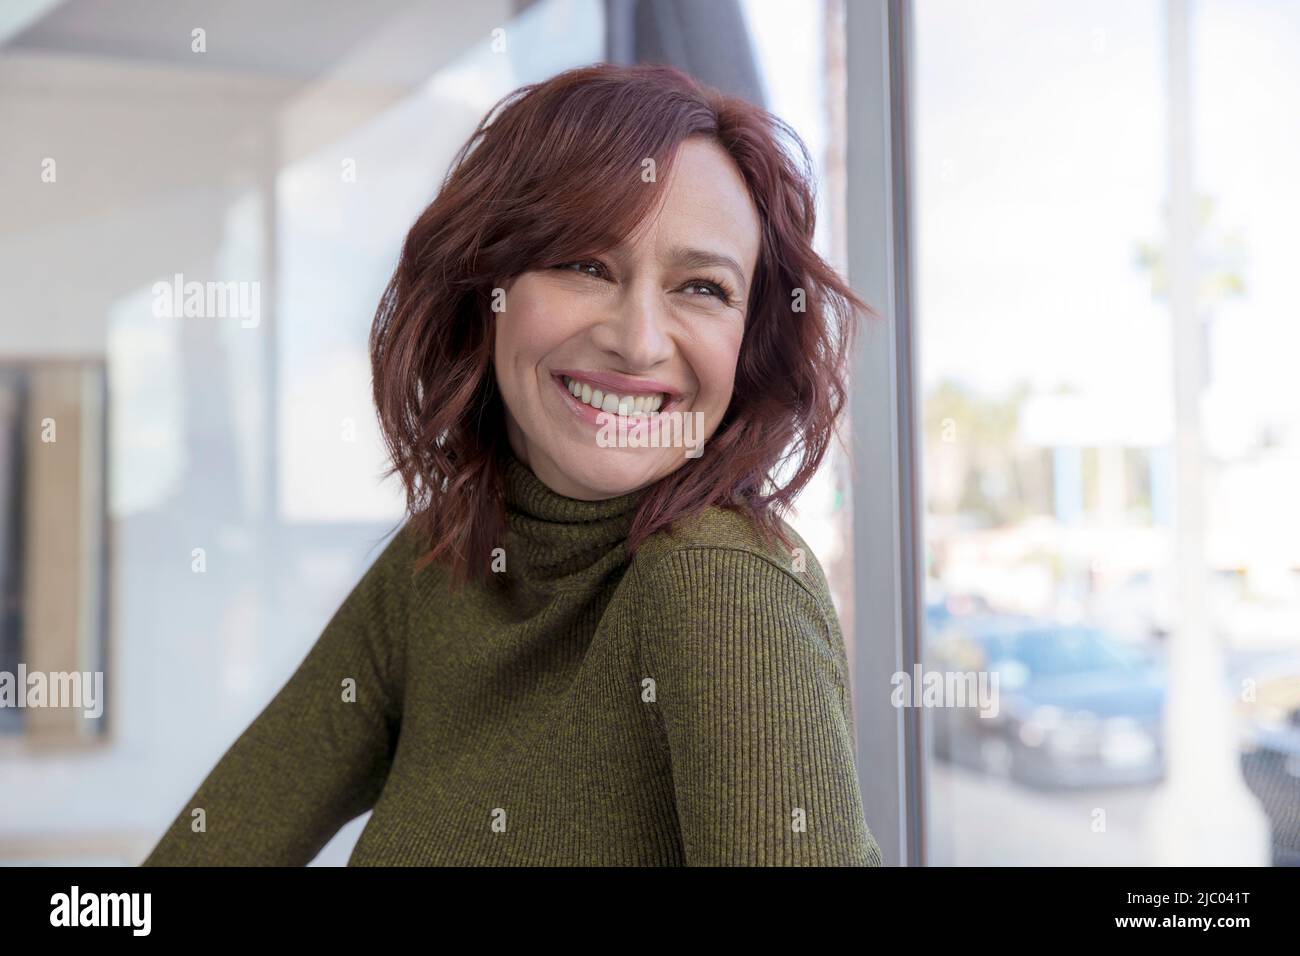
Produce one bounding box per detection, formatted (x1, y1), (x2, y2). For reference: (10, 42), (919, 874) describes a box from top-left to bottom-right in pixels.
(595, 284), (674, 368)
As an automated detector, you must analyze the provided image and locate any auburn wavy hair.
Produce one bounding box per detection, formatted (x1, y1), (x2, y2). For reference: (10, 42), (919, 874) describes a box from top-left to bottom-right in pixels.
(370, 62), (873, 589)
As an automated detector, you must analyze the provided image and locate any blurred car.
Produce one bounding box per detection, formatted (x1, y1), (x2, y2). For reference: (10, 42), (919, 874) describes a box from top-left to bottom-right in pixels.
(1234, 663), (1300, 866)
(925, 598), (1300, 863)
(928, 614), (1166, 788)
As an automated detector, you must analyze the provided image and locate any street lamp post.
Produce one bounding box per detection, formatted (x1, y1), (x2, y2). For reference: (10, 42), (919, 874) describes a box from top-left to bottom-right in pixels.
(1139, 0), (1271, 866)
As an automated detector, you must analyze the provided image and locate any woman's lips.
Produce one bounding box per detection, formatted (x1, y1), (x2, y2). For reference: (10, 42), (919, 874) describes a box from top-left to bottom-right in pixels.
(550, 373), (678, 430)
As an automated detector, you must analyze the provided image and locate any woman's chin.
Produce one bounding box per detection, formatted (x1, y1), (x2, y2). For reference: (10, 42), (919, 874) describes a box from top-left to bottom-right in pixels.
(547, 446), (668, 500)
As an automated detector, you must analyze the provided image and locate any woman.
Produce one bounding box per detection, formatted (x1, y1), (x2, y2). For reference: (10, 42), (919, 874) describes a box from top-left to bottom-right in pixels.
(143, 62), (883, 867)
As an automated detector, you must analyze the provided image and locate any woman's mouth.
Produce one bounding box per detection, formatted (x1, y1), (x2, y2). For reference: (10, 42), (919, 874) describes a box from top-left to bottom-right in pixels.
(550, 372), (680, 427)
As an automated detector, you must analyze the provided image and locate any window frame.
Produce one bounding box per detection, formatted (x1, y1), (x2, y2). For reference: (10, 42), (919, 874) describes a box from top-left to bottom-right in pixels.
(844, 0), (925, 867)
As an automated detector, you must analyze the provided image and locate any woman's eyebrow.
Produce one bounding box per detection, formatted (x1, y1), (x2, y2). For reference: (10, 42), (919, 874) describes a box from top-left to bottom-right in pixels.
(664, 245), (748, 288)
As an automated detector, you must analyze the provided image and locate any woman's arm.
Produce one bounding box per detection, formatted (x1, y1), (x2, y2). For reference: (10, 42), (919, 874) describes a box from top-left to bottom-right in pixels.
(637, 545), (883, 866)
(141, 525), (417, 866)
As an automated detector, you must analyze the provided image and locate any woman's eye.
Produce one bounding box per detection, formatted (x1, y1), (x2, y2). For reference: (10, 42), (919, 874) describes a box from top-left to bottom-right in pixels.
(555, 261), (604, 279)
(682, 280), (731, 302)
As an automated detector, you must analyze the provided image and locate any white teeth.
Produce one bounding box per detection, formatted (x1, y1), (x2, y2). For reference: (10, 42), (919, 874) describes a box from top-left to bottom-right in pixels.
(561, 375), (668, 416)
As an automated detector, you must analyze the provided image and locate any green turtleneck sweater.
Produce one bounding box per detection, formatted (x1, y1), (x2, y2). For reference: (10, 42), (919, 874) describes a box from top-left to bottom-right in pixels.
(142, 450), (883, 866)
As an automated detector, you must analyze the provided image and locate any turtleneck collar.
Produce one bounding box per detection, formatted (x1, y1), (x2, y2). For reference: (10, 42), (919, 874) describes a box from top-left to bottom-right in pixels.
(501, 445), (650, 588)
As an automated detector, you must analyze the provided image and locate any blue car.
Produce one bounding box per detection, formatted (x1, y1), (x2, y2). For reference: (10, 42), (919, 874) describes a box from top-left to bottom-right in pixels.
(928, 614), (1167, 788)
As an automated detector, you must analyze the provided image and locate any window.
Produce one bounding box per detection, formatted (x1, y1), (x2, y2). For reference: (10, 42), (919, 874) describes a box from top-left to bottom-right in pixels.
(913, 0), (1299, 866)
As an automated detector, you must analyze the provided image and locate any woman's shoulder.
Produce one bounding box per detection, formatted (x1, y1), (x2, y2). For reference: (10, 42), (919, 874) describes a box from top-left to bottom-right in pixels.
(626, 503), (840, 628)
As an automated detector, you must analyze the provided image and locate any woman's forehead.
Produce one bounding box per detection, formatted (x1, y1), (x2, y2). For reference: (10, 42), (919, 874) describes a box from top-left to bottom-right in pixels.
(615, 140), (761, 274)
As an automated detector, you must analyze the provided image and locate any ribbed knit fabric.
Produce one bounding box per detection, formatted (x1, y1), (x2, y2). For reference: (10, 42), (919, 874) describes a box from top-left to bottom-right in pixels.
(142, 448), (884, 866)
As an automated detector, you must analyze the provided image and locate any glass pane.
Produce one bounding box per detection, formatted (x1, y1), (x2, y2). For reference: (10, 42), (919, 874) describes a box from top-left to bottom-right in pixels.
(915, 0), (1299, 865)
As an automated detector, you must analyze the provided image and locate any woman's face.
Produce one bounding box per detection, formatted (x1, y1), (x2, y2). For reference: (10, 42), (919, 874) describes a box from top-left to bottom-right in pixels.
(493, 137), (762, 500)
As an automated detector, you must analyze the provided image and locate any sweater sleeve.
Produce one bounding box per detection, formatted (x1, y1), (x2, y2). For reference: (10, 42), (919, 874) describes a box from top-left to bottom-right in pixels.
(141, 525), (417, 866)
(637, 546), (883, 866)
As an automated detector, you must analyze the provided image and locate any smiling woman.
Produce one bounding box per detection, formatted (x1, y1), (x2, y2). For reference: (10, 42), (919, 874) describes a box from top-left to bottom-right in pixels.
(142, 62), (882, 867)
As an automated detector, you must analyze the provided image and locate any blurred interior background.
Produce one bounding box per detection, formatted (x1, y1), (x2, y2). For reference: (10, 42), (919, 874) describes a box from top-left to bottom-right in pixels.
(0, 0), (1295, 866)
